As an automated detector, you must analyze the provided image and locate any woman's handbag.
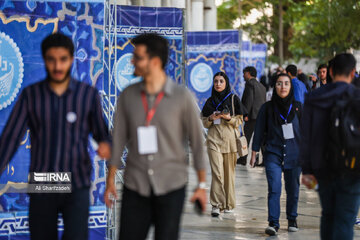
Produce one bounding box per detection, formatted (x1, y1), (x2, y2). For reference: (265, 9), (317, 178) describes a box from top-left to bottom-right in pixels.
(232, 95), (248, 157)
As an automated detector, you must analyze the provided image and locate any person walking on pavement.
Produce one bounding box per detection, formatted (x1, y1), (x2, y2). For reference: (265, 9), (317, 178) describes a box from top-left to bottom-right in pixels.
(250, 73), (302, 236)
(286, 64), (308, 104)
(104, 33), (207, 240)
(0, 33), (111, 240)
(309, 64), (328, 90)
(301, 53), (360, 240)
(317, 64), (328, 87)
(201, 72), (247, 217)
(239, 66), (266, 165)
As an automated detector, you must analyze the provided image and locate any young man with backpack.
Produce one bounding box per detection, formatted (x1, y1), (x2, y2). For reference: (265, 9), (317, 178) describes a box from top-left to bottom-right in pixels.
(300, 53), (360, 240)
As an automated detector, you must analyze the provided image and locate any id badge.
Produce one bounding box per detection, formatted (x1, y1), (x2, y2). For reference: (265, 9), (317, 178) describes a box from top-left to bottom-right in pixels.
(282, 123), (294, 140)
(137, 126), (158, 155)
(213, 111), (221, 125)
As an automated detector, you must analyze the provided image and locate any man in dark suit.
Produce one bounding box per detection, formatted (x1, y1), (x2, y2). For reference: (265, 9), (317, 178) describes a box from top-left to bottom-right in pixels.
(239, 66), (266, 165)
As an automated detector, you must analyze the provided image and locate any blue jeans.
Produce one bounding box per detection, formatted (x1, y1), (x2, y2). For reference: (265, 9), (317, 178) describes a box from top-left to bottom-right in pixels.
(317, 176), (360, 240)
(265, 153), (301, 228)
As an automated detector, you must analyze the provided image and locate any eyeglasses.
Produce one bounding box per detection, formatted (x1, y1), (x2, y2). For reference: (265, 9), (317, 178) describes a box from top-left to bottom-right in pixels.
(275, 81), (291, 87)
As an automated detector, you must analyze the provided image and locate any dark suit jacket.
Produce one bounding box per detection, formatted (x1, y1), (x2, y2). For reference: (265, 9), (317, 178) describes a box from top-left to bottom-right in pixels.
(241, 78), (266, 120)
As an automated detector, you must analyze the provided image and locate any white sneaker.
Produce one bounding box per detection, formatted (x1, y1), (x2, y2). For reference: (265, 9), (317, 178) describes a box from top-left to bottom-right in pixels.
(288, 219), (299, 232)
(224, 209), (234, 213)
(211, 207), (220, 217)
(265, 225), (278, 236)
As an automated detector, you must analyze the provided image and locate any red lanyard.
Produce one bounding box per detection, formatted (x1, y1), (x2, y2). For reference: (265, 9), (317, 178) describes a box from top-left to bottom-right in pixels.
(141, 91), (165, 126)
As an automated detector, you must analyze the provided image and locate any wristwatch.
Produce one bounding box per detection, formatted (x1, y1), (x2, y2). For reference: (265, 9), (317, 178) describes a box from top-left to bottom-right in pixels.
(198, 182), (207, 190)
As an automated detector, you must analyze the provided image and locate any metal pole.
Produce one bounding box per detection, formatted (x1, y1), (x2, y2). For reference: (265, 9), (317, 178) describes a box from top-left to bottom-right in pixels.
(182, 8), (187, 86)
(108, 1), (112, 129)
(114, 1), (118, 125)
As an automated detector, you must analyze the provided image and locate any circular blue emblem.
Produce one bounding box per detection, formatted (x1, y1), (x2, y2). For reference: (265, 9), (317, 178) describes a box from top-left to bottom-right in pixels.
(0, 32), (24, 110)
(190, 63), (213, 93)
(116, 53), (142, 91)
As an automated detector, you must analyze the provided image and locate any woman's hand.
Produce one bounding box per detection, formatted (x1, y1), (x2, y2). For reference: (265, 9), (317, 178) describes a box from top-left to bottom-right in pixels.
(302, 174), (318, 189)
(209, 113), (221, 121)
(220, 113), (231, 120)
(250, 151), (257, 168)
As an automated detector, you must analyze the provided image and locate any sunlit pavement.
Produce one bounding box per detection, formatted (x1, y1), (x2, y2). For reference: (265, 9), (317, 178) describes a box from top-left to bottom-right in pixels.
(169, 164), (360, 240)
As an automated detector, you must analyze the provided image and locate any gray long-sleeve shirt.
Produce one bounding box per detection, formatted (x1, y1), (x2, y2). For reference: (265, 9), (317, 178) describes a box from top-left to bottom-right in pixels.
(109, 78), (206, 197)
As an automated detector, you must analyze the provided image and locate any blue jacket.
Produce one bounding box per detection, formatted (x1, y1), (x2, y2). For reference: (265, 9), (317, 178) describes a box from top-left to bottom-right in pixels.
(299, 82), (360, 177)
(292, 77), (308, 104)
(252, 101), (302, 169)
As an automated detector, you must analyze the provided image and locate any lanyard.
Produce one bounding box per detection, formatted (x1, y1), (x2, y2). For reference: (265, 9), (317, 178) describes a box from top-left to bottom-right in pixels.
(276, 104), (293, 124)
(141, 91), (165, 126)
(212, 92), (232, 110)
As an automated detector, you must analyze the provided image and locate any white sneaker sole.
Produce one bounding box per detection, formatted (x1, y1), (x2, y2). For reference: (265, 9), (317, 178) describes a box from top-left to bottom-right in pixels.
(224, 210), (234, 213)
(265, 227), (277, 236)
(288, 226), (299, 232)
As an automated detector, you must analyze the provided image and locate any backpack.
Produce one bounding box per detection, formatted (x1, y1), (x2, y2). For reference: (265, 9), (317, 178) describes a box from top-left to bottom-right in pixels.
(326, 91), (360, 174)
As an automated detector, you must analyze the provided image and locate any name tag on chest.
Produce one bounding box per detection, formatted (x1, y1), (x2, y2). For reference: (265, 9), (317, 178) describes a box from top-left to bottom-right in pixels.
(282, 123), (294, 140)
(137, 126), (158, 155)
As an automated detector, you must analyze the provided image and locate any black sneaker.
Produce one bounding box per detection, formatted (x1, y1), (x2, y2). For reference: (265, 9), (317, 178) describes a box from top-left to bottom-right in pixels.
(257, 162), (265, 167)
(237, 157), (247, 165)
(254, 154), (259, 165)
(265, 224), (279, 236)
(288, 219), (298, 232)
(211, 207), (220, 217)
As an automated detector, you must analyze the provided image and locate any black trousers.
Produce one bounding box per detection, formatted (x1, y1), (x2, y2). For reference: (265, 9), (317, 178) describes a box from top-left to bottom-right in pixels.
(119, 186), (186, 240)
(244, 119), (257, 145)
(238, 119), (257, 164)
(29, 187), (90, 240)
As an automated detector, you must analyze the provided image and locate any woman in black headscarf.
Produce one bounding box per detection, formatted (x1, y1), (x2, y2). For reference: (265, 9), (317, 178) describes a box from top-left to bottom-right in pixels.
(201, 72), (247, 217)
(250, 73), (302, 236)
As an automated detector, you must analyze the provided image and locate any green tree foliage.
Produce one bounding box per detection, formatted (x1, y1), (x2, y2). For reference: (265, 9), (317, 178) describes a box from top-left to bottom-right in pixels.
(217, 0), (296, 61)
(217, 0), (264, 30)
(290, 0), (360, 61)
(217, 0), (360, 62)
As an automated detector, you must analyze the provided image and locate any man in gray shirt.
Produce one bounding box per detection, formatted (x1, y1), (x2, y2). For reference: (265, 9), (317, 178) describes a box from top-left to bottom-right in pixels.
(104, 33), (207, 240)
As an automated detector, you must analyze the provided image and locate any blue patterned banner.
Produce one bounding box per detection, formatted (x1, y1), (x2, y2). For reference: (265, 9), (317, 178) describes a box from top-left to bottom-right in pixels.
(101, 5), (184, 165)
(241, 41), (267, 81)
(186, 30), (242, 108)
(102, 5), (183, 95)
(0, 1), (106, 239)
(186, 32), (267, 108)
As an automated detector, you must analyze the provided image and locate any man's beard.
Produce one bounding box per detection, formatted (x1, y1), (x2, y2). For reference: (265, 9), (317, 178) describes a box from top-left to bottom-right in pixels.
(46, 68), (71, 84)
(134, 63), (150, 78)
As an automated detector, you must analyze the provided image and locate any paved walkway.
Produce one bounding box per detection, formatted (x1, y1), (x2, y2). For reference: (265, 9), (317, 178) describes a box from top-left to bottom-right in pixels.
(154, 164), (360, 240)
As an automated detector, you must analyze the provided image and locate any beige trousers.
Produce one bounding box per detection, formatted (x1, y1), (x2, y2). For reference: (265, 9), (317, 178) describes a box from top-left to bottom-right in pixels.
(208, 149), (237, 210)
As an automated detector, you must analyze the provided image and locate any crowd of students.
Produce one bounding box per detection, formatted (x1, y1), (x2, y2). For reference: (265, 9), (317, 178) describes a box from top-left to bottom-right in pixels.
(202, 54), (360, 239)
(1, 32), (359, 240)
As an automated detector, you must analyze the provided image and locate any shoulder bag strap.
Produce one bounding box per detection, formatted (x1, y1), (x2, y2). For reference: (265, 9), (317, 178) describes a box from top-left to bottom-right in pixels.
(232, 94), (245, 136)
